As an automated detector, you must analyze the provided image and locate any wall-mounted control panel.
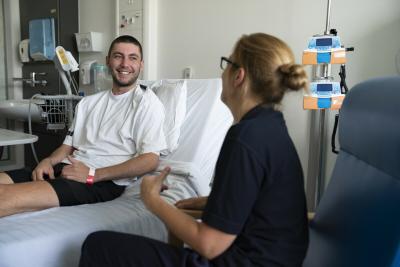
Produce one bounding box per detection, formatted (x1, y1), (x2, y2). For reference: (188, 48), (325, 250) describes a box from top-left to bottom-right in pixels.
(116, 0), (143, 44)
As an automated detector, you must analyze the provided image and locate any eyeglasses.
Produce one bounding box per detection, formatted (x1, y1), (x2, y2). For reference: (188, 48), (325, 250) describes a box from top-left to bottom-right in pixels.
(220, 57), (240, 70)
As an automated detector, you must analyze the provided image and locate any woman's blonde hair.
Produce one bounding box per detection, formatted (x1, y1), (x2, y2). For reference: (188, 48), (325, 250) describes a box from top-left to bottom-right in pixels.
(232, 33), (308, 105)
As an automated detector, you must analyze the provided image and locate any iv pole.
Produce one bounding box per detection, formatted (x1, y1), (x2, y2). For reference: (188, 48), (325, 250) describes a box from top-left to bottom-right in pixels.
(306, 0), (333, 211)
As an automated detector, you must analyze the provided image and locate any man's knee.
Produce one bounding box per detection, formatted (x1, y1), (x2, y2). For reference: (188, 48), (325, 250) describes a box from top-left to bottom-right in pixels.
(0, 184), (5, 194)
(0, 172), (13, 184)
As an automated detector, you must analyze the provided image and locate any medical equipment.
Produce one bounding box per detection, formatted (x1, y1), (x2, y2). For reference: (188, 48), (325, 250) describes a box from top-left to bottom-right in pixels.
(29, 18), (56, 61)
(80, 60), (97, 85)
(308, 36), (341, 50)
(94, 64), (109, 92)
(303, 0), (354, 210)
(303, 35), (346, 65)
(18, 39), (30, 62)
(75, 32), (104, 52)
(25, 47), (82, 163)
(54, 46), (79, 95)
(310, 81), (341, 97)
(29, 46), (82, 130)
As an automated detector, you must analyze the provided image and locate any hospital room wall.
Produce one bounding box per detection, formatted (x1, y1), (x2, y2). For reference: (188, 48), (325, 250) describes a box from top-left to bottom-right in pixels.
(78, 0), (400, 195)
(78, 0), (115, 66)
(154, 0), (400, 192)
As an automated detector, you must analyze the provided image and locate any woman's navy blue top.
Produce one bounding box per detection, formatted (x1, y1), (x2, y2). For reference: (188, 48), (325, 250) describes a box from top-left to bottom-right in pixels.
(202, 105), (309, 267)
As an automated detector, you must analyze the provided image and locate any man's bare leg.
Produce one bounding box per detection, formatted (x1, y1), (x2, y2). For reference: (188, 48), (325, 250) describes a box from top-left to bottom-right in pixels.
(0, 177), (60, 218)
(0, 172), (14, 184)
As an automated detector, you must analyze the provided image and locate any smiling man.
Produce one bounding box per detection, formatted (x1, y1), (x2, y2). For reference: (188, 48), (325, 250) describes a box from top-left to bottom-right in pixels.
(107, 36), (143, 91)
(0, 35), (167, 218)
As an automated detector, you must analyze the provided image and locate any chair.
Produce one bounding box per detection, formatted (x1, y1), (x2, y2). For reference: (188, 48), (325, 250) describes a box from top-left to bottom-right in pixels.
(303, 76), (400, 267)
(170, 76), (400, 267)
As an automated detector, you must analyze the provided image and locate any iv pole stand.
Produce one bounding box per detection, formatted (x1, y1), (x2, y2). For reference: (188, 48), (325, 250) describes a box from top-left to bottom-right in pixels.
(306, 0), (333, 211)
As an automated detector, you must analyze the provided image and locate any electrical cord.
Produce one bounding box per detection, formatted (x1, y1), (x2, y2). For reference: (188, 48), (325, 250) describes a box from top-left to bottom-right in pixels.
(66, 71), (79, 95)
(339, 64), (348, 94)
(28, 94), (42, 164)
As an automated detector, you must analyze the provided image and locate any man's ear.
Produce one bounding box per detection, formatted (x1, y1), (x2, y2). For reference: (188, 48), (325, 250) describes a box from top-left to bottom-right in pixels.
(233, 68), (245, 88)
(140, 60), (144, 72)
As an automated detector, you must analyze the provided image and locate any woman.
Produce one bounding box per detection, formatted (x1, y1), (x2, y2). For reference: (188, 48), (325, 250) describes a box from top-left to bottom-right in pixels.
(79, 33), (309, 267)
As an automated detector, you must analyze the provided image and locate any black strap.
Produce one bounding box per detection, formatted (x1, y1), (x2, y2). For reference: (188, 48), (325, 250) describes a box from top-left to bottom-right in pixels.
(332, 63), (351, 154)
(331, 113), (340, 154)
(339, 64), (349, 94)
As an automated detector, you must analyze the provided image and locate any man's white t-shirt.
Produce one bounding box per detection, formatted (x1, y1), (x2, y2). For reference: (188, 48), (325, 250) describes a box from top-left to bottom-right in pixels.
(63, 84), (167, 186)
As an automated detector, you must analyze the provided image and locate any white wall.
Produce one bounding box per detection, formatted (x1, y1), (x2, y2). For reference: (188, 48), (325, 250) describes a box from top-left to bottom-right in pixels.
(79, 0), (400, 198)
(78, 0), (116, 94)
(78, 0), (115, 65)
(155, 0), (400, 190)
(156, 0), (400, 81)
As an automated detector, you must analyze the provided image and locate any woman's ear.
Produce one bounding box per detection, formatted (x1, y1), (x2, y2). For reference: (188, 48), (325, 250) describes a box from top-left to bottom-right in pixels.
(233, 68), (246, 88)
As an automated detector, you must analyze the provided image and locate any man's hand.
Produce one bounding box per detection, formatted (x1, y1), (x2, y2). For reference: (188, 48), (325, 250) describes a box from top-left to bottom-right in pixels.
(141, 167), (170, 211)
(32, 158), (54, 181)
(175, 196), (208, 210)
(61, 156), (90, 183)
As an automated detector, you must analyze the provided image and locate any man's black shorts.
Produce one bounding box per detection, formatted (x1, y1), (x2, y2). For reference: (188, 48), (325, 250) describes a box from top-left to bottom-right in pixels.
(5, 163), (126, 206)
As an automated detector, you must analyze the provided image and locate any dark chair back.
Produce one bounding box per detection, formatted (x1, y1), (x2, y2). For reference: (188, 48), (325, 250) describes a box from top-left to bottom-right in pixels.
(303, 76), (400, 267)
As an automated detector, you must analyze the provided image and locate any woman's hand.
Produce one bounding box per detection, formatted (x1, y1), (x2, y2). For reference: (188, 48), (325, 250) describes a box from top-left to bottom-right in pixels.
(141, 167), (170, 211)
(175, 196), (208, 210)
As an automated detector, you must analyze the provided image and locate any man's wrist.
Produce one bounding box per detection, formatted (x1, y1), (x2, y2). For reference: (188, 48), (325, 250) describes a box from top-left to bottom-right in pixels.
(86, 167), (95, 185)
(44, 157), (55, 166)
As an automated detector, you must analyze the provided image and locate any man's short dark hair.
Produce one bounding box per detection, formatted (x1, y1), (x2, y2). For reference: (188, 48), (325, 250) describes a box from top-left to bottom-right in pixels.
(107, 35), (143, 60)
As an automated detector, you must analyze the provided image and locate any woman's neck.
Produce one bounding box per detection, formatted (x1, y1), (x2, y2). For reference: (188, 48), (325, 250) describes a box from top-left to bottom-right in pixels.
(231, 97), (262, 123)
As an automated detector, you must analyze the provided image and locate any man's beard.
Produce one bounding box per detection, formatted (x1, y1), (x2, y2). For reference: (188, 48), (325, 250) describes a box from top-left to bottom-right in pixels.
(111, 71), (140, 87)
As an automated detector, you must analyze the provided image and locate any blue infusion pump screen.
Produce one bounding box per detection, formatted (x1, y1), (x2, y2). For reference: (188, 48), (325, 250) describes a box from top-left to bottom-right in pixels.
(317, 83), (333, 91)
(316, 38), (333, 47)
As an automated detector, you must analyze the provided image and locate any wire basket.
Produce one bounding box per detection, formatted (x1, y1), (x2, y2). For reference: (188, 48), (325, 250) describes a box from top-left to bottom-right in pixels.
(31, 94), (83, 130)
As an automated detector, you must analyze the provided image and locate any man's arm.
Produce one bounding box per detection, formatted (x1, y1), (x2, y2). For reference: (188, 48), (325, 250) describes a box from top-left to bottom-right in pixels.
(32, 144), (74, 181)
(94, 152), (159, 182)
(61, 152), (159, 183)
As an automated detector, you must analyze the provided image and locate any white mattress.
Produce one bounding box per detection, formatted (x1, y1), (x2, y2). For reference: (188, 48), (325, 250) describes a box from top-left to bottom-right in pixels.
(0, 79), (232, 267)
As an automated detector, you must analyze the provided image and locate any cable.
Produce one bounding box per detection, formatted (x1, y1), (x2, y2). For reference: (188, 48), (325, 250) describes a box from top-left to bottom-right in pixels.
(66, 71), (79, 95)
(331, 113), (339, 154)
(29, 94), (42, 164)
(71, 75), (79, 94)
(339, 64), (349, 94)
(70, 73), (79, 94)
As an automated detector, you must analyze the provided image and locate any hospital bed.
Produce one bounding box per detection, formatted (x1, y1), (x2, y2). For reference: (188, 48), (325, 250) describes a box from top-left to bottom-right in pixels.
(0, 79), (232, 267)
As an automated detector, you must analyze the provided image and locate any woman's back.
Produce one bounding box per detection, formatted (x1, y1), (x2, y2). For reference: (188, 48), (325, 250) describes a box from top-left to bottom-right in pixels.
(203, 106), (308, 266)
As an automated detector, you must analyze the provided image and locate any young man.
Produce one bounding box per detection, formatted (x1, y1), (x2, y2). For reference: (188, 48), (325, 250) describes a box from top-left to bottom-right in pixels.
(0, 35), (167, 218)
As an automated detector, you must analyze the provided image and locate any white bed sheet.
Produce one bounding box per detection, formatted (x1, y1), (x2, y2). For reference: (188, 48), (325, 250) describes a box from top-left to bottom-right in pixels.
(0, 79), (232, 267)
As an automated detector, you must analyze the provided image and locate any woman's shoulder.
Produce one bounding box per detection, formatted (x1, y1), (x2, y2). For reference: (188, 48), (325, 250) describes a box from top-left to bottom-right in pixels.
(234, 108), (285, 138)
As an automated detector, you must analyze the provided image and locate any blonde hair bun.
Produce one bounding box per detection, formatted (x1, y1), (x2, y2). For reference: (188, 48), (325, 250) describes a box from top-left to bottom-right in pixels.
(277, 63), (308, 92)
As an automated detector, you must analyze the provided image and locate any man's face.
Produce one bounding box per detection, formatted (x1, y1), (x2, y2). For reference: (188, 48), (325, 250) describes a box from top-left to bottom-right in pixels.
(106, 42), (143, 89)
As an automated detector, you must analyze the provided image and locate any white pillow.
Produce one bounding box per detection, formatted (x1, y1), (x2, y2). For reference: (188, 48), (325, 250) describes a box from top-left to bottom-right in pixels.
(150, 80), (187, 155)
